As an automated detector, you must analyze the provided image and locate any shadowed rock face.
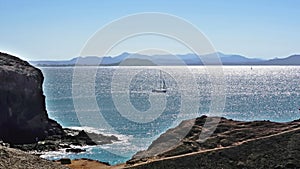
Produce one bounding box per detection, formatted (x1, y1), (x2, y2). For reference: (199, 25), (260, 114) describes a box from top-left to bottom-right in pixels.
(0, 52), (63, 144)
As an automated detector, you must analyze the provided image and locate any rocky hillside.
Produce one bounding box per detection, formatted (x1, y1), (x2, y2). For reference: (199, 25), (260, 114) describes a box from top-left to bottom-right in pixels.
(0, 52), (63, 144)
(0, 145), (68, 169)
(126, 116), (300, 169)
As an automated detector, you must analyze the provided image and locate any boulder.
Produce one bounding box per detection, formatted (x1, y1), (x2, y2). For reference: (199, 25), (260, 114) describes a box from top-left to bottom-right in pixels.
(66, 148), (86, 153)
(58, 158), (71, 165)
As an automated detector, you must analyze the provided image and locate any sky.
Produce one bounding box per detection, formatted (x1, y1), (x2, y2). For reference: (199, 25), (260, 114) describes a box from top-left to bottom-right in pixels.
(0, 0), (299, 60)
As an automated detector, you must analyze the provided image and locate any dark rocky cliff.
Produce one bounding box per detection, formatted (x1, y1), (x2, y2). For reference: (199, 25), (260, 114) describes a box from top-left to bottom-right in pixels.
(0, 52), (63, 144)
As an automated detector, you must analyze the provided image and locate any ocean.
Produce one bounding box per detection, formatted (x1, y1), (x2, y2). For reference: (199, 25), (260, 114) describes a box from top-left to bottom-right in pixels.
(39, 66), (300, 165)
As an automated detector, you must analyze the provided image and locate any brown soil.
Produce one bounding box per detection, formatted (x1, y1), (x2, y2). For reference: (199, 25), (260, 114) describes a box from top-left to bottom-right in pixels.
(66, 159), (125, 169)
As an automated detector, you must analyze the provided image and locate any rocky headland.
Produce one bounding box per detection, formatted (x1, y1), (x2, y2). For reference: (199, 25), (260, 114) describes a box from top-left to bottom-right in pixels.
(0, 52), (118, 149)
(0, 52), (119, 168)
(125, 116), (300, 169)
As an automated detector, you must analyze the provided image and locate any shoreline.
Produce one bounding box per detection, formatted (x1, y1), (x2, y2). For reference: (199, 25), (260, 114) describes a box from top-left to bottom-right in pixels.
(1, 116), (300, 169)
(9, 127), (119, 154)
(48, 116), (300, 169)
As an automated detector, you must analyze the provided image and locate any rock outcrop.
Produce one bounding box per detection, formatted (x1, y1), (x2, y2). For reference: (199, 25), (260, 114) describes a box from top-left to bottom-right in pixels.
(11, 128), (119, 153)
(0, 52), (63, 144)
(126, 116), (300, 169)
(0, 145), (68, 169)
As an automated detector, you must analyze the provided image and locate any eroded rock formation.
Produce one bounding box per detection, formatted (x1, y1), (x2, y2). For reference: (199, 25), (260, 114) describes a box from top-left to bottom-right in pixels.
(0, 52), (63, 144)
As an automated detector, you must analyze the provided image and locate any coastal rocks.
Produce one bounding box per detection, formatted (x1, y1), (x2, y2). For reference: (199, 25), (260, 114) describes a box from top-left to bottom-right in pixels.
(0, 52), (63, 144)
(0, 52), (120, 152)
(12, 129), (119, 152)
(0, 145), (68, 169)
(66, 148), (86, 153)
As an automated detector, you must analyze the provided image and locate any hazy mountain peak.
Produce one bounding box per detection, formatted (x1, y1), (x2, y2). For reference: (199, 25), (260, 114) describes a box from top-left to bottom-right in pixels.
(29, 52), (300, 66)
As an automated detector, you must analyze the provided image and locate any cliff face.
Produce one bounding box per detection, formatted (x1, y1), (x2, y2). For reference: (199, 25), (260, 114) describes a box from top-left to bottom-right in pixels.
(0, 52), (63, 144)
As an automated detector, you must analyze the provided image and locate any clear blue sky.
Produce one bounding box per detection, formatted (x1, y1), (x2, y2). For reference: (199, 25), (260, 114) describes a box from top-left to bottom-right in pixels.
(0, 0), (299, 60)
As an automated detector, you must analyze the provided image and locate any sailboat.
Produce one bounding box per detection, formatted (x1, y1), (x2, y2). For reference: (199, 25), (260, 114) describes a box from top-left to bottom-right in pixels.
(152, 70), (167, 93)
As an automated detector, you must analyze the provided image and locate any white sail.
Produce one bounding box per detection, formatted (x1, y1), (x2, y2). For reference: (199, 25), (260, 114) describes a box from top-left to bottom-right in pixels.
(152, 70), (167, 93)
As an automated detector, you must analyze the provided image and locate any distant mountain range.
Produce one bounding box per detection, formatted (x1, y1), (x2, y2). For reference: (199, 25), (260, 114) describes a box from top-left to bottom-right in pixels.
(30, 52), (300, 66)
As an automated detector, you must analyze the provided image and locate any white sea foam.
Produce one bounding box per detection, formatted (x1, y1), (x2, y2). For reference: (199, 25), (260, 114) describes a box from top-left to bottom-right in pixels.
(68, 126), (131, 144)
(40, 126), (136, 161)
(40, 145), (96, 160)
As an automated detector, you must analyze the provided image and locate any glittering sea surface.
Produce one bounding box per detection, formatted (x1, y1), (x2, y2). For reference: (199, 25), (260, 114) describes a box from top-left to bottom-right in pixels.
(39, 66), (300, 165)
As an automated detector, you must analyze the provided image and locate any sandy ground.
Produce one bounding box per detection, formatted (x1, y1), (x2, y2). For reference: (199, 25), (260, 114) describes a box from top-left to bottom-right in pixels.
(65, 159), (125, 169)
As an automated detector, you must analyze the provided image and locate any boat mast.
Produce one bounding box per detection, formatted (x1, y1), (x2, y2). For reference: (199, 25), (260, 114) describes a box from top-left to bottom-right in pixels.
(160, 70), (162, 89)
